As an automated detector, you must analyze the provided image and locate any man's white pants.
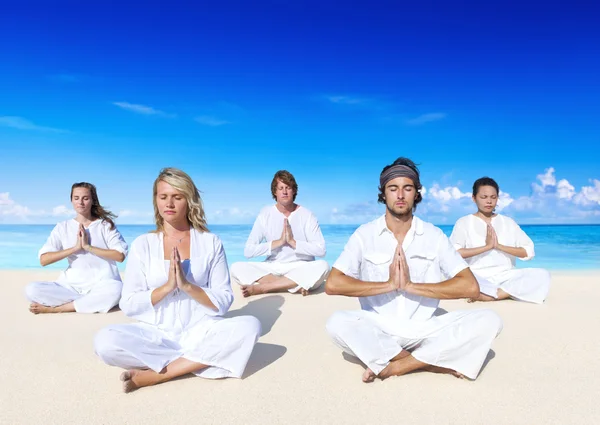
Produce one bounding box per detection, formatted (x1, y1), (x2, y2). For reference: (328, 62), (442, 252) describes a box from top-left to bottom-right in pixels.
(326, 309), (503, 380)
(476, 268), (551, 304)
(230, 260), (329, 293)
(25, 280), (122, 313)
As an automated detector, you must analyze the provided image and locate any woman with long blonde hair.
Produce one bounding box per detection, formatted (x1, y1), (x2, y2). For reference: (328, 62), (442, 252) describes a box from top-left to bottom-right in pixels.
(94, 168), (261, 392)
(25, 182), (127, 314)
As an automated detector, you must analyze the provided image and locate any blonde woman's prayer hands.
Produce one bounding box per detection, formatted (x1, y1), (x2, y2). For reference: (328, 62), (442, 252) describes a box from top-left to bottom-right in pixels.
(174, 247), (191, 291)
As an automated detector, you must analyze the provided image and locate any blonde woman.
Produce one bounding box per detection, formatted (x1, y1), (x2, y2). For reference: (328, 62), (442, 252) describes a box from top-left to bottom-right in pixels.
(26, 182), (127, 314)
(94, 168), (261, 392)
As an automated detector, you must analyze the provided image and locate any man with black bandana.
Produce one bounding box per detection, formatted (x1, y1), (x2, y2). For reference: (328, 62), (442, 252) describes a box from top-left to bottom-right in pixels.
(324, 157), (503, 383)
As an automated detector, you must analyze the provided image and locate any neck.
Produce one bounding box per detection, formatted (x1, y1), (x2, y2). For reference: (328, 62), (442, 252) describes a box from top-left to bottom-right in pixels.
(385, 210), (413, 237)
(475, 210), (494, 220)
(163, 220), (190, 235)
(276, 202), (297, 214)
(75, 213), (94, 225)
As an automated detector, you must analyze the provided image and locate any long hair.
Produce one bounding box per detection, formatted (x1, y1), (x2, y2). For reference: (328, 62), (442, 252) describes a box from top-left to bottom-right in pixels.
(70, 182), (117, 229)
(152, 167), (209, 233)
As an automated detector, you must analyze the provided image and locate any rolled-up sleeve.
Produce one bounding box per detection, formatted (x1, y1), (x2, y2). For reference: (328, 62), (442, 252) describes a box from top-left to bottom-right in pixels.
(118, 238), (156, 324)
(202, 238), (234, 316)
(104, 223), (129, 256)
(438, 233), (469, 278)
(332, 230), (363, 279)
(514, 222), (535, 261)
(38, 224), (63, 258)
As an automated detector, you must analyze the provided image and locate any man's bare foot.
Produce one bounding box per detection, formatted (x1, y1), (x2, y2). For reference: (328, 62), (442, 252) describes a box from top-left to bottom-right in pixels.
(29, 302), (55, 314)
(300, 288), (309, 296)
(424, 365), (465, 379)
(467, 293), (496, 303)
(120, 370), (143, 393)
(241, 284), (263, 298)
(362, 368), (377, 383)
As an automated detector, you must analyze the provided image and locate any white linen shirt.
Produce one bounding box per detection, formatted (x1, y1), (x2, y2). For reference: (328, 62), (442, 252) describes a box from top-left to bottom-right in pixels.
(119, 230), (234, 336)
(244, 205), (326, 263)
(333, 215), (468, 322)
(450, 214), (535, 279)
(38, 219), (128, 293)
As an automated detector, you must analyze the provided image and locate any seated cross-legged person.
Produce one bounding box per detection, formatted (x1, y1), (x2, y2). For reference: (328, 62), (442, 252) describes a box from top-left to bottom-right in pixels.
(94, 168), (261, 393)
(450, 177), (551, 304)
(25, 182), (127, 314)
(230, 170), (329, 297)
(325, 157), (503, 383)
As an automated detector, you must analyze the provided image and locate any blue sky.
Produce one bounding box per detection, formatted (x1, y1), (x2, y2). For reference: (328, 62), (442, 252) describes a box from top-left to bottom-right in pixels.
(1, 0), (599, 225)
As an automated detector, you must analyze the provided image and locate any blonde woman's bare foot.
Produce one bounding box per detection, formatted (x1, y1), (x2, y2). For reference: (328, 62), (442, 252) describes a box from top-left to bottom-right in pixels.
(467, 294), (496, 303)
(424, 365), (465, 379)
(120, 370), (142, 393)
(300, 289), (309, 296)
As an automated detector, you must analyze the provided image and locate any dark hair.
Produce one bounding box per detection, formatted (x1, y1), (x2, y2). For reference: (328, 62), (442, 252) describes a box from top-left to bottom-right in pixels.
(271, 170), (298, 201)
(70, 182), (117, 229)
(377, 157), (423, 209)
(472, 177), (499, 197)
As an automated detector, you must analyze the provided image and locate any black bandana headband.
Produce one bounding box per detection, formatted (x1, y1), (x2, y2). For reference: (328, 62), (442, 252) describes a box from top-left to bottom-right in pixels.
(379, 164), (420, 189)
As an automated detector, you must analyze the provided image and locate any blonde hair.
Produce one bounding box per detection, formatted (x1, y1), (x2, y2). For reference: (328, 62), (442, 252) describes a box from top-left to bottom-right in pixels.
(152, 168), (209, 233)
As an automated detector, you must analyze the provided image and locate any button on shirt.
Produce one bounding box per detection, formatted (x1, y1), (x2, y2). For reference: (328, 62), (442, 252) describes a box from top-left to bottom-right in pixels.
(333, 215), (468, 321)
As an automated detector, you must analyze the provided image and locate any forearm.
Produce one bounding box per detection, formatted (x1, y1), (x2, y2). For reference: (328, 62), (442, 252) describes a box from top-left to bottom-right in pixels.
(150, 284), (173, 305)
(457, 245), (491, 259)
(84, 246), (125, 262)
(40, 247), (78, 266)
(405, 272), (479, 300)
(325, 270), (393, 297)
(270, 239), (286, 250)
(497, 245), (528, 258)
(182, 284), (218, 311)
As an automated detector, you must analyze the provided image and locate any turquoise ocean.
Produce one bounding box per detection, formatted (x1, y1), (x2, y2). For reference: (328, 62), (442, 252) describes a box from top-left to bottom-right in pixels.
(1, 224), (599, 271)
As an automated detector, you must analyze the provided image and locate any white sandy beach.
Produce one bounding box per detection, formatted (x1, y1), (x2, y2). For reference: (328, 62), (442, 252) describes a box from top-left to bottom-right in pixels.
(1, 270), (599, 425)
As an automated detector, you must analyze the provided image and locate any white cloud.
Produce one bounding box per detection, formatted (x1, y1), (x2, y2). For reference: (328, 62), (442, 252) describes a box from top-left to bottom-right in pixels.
(0, 116), (67, 132)
(113, 102), (175, 117)
(194, 116), (230, 126)
(426, 184), (470, 203)
(406, 113), (447, 125)
(326, 95), (367, 105)
(0, 192), (43, 221)
(52, 205), (75, 217)
(329, 201), (383, 224)
(574, 179), (600, 206)
(209, 207), (255, 224)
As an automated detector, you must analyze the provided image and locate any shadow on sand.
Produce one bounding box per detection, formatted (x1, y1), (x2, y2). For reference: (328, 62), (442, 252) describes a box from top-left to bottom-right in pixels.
(225, 295), (285, 336)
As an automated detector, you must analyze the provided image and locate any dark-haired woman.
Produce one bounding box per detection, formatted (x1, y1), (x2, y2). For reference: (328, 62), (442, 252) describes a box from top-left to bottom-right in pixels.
(450, 177), (550, 304)
(25, 183), (128, 314)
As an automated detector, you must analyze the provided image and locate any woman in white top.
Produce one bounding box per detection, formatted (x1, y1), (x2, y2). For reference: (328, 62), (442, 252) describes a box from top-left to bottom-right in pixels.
(450, 177), (550, 303)
(26, 182), (128, 314)
(94, 168), (261, 393)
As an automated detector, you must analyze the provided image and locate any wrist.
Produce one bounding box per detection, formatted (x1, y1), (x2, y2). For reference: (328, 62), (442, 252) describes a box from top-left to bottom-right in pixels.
(83, 244), (92, 252)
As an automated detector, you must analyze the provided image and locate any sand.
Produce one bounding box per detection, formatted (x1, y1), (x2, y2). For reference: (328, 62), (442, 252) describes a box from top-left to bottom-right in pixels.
(1, 269), (599, 425)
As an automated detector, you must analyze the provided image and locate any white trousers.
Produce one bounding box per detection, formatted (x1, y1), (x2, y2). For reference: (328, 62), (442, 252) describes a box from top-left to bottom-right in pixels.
(25, 280), (122, 314)
(94, 315), (261, 379)
(230, 260), (329, 293)
(326, 309), (503, 380)
(476, 268), (551, 304)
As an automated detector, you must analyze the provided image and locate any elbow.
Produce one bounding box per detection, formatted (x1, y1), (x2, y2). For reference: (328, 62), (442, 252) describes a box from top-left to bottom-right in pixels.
(39, 256), (48, 267)
(325, 276), (341, 296)
(465, 275), (480, 299)
(116, 253), (126, 263)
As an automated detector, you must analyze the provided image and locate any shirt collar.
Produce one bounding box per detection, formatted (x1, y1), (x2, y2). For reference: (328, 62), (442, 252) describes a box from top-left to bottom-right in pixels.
(376, 214), (424, 236)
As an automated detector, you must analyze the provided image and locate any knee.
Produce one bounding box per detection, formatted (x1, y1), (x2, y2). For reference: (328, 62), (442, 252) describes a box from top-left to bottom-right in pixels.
(478, 310), (503, 337)
(245, 316), (262, 339)
(94, 327), (119, 360)
(24, 282), (43, 302)
(315, 260), (330, 275)
(229, 262), (244, 283)
(325, 311), (350, 338)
